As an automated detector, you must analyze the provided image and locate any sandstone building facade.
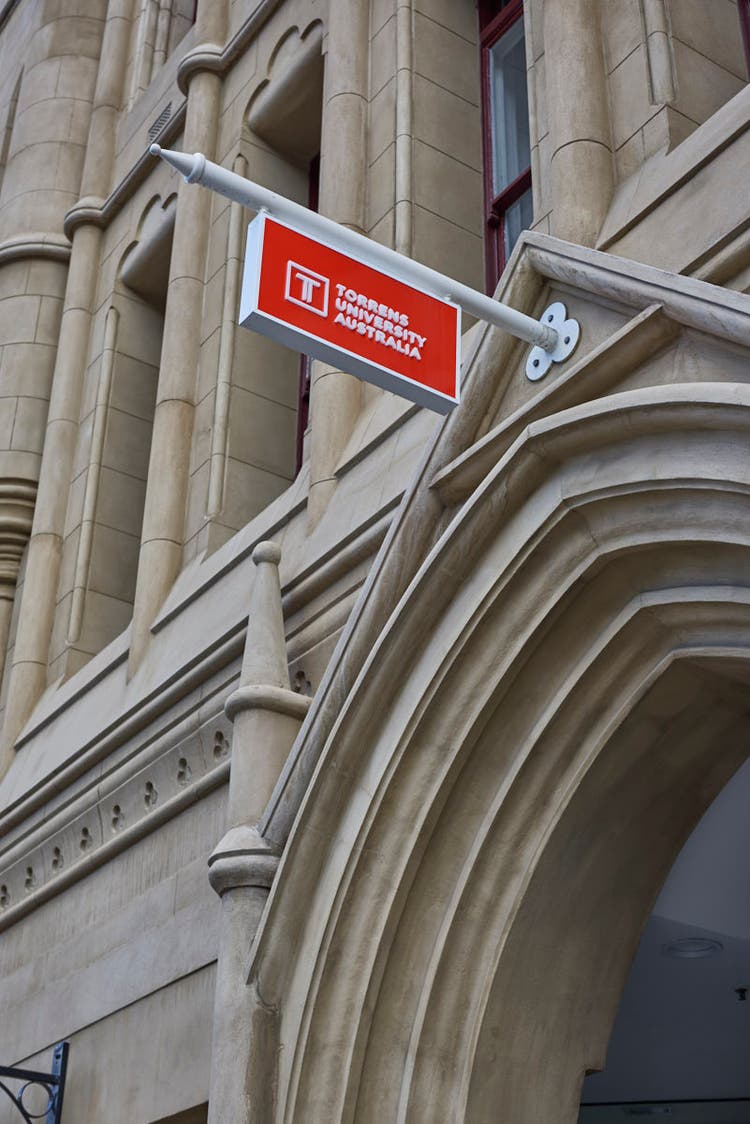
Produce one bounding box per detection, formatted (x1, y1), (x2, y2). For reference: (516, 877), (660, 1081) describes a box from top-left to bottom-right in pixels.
(1, 0), (750, 1121)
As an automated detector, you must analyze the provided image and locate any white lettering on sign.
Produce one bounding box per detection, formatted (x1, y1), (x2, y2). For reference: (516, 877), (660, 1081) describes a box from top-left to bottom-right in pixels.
(332, 282), (426, 361)
(284, 261), (329, 317)
(283, 268), (429, 361)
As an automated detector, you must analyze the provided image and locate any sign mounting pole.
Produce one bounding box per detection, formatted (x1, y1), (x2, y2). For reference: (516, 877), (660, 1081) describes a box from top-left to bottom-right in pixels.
(150, 144), (580, 396)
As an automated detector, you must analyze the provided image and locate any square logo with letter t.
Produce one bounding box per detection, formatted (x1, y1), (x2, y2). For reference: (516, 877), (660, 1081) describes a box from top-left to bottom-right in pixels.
(284, 261), (330, 317)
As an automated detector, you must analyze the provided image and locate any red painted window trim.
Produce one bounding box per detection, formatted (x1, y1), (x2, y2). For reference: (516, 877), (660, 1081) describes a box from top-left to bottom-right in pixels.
(479, 0), (530, 292)
(740, 0), (750, 76)
(479, 0), (519, 34)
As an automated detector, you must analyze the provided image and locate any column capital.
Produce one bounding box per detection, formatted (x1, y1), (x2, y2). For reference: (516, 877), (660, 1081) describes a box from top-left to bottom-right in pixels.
(177, 43), (224, 94)
(63, 197), (108, 240)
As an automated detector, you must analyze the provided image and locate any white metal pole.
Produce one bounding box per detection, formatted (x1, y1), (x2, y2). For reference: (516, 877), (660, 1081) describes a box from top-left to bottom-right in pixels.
(150, 144), (559, 352)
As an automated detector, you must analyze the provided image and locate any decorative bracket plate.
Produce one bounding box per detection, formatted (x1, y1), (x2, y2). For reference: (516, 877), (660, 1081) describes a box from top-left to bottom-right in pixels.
(525, 302), (581, 380)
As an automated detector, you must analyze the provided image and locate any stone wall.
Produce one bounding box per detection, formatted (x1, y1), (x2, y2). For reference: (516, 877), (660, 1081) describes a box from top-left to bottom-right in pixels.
(0, 1), (748, 1121)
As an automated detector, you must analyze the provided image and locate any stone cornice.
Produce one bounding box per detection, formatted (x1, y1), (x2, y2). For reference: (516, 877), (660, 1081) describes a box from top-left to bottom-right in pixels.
(524, 233), (750, 348)
(0, 234), (70, 267)
(0, 706), (233, 932)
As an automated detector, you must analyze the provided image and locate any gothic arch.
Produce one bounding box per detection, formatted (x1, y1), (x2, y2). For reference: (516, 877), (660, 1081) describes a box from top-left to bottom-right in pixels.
(244, 20), (324, 166)
(250, 380), (750, 1122)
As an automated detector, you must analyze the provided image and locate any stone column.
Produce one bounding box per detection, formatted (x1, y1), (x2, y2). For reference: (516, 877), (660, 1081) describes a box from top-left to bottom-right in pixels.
(0, 0), (130, 768)
(306, 0), (369, 528)
(128, 0), (228, 670)
(207, 542), (310, 1124)
(395, 0), (415, 257)
(543, 0), (614, 246)
(642, 0), (676, 106)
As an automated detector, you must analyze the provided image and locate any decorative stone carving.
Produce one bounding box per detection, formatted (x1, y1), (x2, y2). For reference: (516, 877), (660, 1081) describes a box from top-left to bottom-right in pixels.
(0, 710), (233, 932)
(206, 540), (311, 1124)
(177, 757), (192, 785)
(213, 730), (229, 760)
(0, 482), (36, 685)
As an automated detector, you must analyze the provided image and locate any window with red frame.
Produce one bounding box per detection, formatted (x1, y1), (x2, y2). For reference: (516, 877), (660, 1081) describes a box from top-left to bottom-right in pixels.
(480, 0), (532, 292)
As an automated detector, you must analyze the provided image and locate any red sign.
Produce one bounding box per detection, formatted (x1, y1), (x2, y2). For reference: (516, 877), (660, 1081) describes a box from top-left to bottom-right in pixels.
(239, 214), (461, 413)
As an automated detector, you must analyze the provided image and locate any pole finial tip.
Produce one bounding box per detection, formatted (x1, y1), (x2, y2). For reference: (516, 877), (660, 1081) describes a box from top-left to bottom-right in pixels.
(149, 142), (162, 157)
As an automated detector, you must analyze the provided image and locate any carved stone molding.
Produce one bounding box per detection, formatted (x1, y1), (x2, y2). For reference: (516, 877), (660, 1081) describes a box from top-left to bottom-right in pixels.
(0, 708), (233, 932)
(61, 196), (108, 234)
(0, 481), (36, 597)
(0, 235), (71, 267)
(176, 42), (224, 92)
(63, 104), (187, 240)
(177, 0), (285, 94)
(225, 684), (311, 723)
(63, 0), (286, 240)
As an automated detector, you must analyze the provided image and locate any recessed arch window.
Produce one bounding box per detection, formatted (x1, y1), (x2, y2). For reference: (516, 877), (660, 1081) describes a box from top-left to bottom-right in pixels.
(479, 0), (532, 291)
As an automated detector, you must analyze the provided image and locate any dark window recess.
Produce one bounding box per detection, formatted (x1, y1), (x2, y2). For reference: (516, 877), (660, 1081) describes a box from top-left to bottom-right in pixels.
(295, 153), (320, 476)
(478, 0), (515, 30)
(740, 0), (750, 76)
(479, 0), (532, 292)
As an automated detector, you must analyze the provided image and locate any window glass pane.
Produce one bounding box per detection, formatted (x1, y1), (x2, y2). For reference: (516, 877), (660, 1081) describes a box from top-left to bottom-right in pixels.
(489, 18), (530, 196)
(503, 185), (533, 263)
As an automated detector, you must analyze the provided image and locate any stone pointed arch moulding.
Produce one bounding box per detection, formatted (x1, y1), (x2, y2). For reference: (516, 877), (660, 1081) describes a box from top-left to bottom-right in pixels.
(251, 387), (750, 1122)
(239, 227), (750, 1122)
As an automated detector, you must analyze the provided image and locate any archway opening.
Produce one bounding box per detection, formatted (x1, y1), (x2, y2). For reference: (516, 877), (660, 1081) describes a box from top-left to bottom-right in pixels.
(579, 699), (750, 1123)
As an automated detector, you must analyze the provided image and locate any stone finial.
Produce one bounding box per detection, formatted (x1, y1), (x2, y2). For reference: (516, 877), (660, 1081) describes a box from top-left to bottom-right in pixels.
(222, 540), (311, 828)
(235, 540), (290, 692)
